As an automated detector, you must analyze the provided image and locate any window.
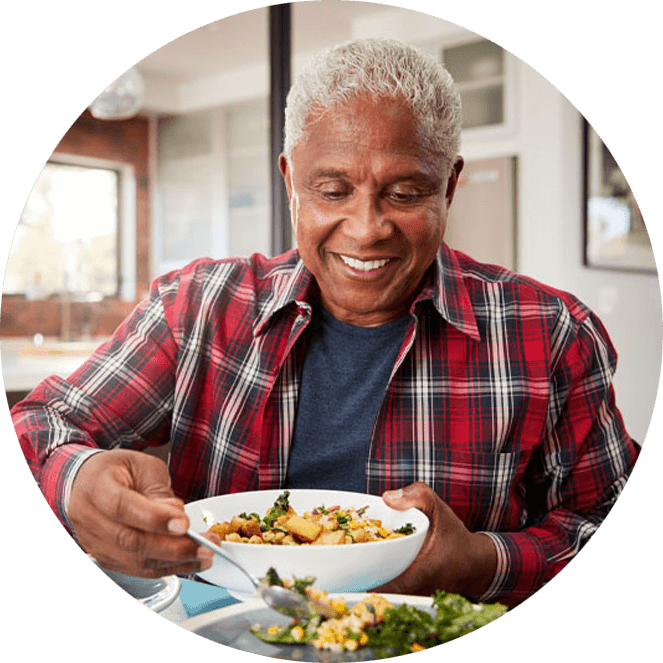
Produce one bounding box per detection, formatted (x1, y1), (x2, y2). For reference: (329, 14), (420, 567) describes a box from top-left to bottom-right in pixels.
(3, 157), (135, 301)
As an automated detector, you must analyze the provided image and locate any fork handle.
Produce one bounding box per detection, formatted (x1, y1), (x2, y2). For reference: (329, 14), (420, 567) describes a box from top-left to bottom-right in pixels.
(186, 529), (258, 589)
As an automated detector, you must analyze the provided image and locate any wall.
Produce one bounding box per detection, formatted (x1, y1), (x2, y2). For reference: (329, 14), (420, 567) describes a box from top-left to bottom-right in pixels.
(350, 7), (663, 443)
(516, 66), (662, 445)
(0, 110), (151, 338)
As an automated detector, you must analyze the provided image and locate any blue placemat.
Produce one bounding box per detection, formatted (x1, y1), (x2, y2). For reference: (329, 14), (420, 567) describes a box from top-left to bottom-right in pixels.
(178, 579), (241, 618)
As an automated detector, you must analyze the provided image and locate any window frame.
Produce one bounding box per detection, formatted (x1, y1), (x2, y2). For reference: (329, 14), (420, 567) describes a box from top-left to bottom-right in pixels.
(39, 153), (137, 302)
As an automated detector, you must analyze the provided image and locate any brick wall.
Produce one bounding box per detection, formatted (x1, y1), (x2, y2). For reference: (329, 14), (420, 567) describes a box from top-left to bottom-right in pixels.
(1, 110), (151, 338)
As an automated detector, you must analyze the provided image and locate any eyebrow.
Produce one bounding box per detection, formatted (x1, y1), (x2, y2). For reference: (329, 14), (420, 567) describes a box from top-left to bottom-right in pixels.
(309, 168), (350, 180)
(308, 168), (440, 185)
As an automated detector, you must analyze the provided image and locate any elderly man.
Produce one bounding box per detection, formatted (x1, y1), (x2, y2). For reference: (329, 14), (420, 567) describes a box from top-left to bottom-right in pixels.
(13, 38), (638, 608)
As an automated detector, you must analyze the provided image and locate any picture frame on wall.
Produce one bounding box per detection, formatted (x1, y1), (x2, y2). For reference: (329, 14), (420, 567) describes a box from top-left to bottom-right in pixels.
(582, 118), (656, 274)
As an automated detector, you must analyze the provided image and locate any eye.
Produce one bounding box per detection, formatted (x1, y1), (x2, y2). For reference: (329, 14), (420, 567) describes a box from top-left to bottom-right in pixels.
(319, 182), (352, 201)
(386, 186), (428, 205)
(390, 191), (420, 203)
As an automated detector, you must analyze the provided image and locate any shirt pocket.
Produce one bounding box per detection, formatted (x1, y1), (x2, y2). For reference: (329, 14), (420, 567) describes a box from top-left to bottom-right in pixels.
(430, 449), (529, 532)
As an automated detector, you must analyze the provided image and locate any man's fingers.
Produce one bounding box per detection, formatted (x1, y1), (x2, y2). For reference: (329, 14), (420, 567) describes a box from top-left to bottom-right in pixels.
(84, 510), (213, 575)
(68, 449), (212, 578)
(72, 450), (187, 535)
(95, 482), (189, 535)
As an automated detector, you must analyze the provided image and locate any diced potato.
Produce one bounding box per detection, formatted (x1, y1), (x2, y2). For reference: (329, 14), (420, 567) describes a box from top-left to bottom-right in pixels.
(283, 514), (323, 542)
(247, 535), (264, 544)
(208, 521), (229, 539)
(311, 530), (346, 545)
(228, 516), (247, 534)
(348, 528), (370, 543)
(241, 519), (262, 539)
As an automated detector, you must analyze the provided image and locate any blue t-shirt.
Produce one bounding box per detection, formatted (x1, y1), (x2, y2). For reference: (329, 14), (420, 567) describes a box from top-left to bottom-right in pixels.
(285, 307), (410, 492)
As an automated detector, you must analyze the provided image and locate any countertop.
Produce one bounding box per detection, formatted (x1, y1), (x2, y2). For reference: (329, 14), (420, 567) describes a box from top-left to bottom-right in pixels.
(1, 337), (107, 392)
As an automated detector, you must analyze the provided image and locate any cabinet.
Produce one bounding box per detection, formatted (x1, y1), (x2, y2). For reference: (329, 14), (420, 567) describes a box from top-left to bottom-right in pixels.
(442, 39), (507, 130)
(153, 99), (270, 277)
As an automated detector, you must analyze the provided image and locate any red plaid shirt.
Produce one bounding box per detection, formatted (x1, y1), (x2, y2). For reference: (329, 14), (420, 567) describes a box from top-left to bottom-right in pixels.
(13, 245), (638, 605)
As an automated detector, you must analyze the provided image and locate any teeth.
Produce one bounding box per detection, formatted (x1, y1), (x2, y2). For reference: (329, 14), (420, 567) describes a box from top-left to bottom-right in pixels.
(339, 255), (390, 271)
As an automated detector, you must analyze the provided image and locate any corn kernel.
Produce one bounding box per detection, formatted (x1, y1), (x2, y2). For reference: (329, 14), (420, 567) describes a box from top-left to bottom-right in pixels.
(412, 643), (426, 652)
(267, 626), (280, 635)
(377, 527), (390, 538)
(344, 639), (358, 651)
(330, 598), (346, 613)
(359, 633), (369, 646)
(291, 626), (305, 641)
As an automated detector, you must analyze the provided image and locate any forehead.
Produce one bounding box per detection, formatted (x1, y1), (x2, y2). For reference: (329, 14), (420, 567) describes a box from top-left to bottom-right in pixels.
(292, 96), (441, 173)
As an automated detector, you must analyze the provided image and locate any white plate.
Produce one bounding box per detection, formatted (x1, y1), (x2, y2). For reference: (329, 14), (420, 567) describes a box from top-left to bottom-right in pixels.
(180, 593), (434, 661)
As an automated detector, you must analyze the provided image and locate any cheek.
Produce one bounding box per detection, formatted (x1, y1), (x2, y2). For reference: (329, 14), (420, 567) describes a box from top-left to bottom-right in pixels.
(403, 210), (447, 249)
(296, 202), (336, 243)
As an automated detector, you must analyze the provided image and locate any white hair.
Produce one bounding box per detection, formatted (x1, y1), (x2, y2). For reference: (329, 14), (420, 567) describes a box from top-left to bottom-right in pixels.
(283, 38), (462, 165)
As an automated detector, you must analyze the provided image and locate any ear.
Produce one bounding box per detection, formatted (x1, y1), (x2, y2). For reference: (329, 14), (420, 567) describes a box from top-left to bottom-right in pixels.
(445, 157), (464, 207)
(279, 154), (293, 200)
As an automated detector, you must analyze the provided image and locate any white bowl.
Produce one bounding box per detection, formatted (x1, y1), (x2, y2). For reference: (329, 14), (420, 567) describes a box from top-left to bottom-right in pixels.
(185, 489), (429, 597)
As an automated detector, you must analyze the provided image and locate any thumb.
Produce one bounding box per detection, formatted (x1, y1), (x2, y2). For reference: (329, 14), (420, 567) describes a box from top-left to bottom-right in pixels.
(382, 482), (436, 516)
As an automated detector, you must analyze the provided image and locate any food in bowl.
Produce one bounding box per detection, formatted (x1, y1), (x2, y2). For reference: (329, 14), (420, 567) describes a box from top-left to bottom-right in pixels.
(184, 489), (429, 594)
(250, 570), (507, 657)
(205, 490), (415, 546)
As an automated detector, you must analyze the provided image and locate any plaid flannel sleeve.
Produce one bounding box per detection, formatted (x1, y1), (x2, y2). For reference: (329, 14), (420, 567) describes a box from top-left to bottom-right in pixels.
(11, 273), (181, 536)
(476, 309), (639, 606)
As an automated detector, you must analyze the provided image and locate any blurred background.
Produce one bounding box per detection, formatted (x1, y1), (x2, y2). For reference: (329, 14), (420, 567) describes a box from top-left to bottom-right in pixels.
(1, 1), (660, 446)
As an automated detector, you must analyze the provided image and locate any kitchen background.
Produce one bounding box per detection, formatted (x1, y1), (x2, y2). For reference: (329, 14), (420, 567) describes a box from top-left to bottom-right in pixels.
(1, 1), (661, 450)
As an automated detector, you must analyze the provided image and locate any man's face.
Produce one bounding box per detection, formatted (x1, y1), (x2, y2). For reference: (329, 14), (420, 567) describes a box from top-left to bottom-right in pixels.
(280, 96), (463, 327)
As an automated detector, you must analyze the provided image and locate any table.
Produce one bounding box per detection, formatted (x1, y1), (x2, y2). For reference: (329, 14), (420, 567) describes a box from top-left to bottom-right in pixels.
(157, 578), (240, 624)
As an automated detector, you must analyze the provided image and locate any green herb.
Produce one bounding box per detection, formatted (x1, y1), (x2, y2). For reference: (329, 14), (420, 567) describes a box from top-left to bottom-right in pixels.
(239, 512), (260, 521)
(431, 590), (507, 642)
(365, 603), (436, 657)
(394, 523), (415, 535)
(262, 490), (291, 528)
(291, 576), (316, 596)
(260, 569), (315, 598)
(262, 567), (284, 587)
(366, 591), (507, 657)
(335, 512), (351, 524)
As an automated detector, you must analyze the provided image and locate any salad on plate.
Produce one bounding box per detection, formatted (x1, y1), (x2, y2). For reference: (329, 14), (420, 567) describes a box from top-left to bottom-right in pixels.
(250, 569), (507, 658)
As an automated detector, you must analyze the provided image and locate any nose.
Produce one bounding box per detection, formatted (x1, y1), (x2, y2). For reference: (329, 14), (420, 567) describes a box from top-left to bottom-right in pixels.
(342, 192), (393, 245)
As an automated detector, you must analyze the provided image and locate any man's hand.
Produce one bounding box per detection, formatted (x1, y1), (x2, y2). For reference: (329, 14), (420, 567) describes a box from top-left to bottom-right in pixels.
(375, 482), (497, 599)
(68, 449), (216, 578)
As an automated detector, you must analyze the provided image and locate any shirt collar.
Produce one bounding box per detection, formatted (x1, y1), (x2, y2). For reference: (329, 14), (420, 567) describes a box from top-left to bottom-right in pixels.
(254, 251), (317, 336)
(254, 245), (480, 341)
(413, 243), (481, 341)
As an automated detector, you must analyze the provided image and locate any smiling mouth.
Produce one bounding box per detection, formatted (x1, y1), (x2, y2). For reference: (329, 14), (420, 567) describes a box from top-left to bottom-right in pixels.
(338, 254), (392, 272)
